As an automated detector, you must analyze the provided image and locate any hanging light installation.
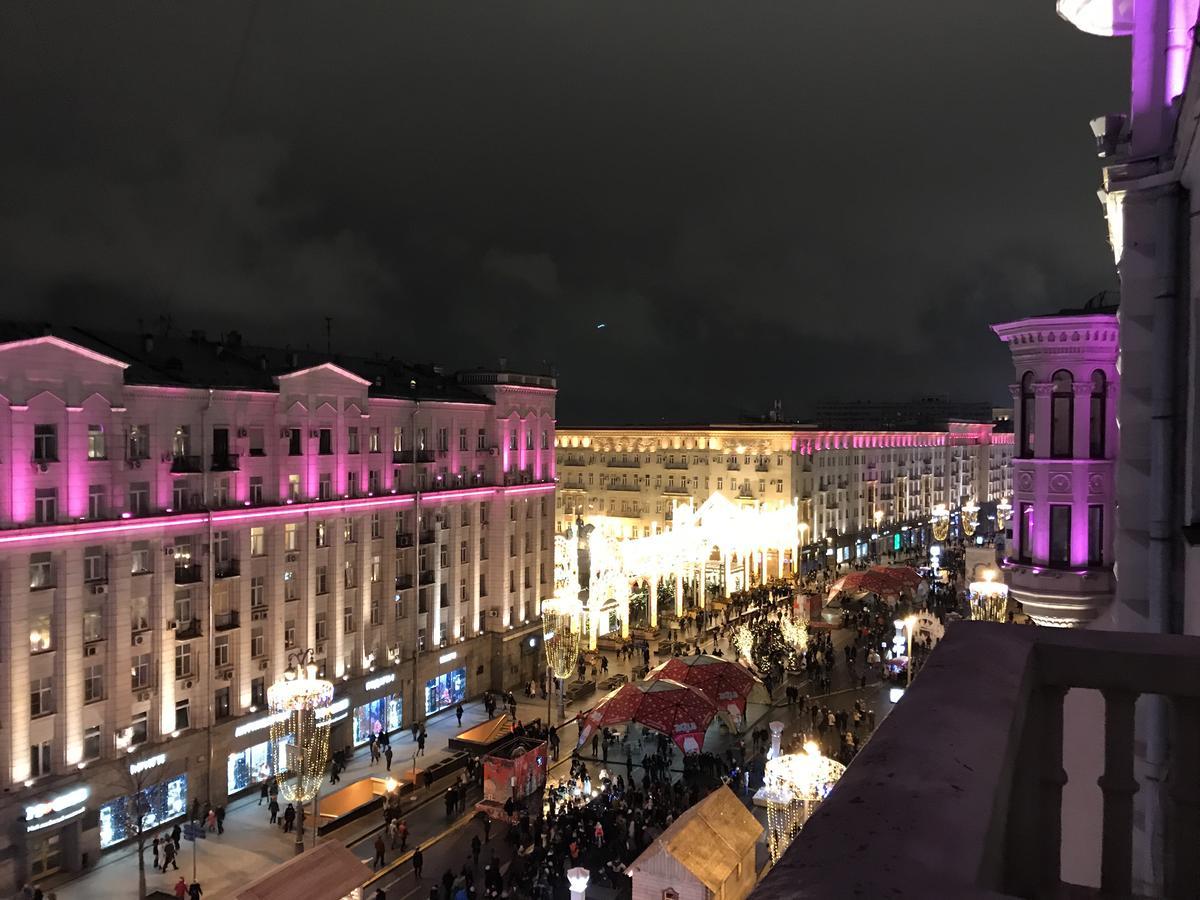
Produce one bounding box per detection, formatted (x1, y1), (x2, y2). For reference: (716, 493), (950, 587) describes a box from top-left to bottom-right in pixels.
(996, 497), (1012, 530)
(733, 625), (754, 662)
(543, 592), (583, 721)
(961, 500), (979, 537)
(968, 569), (1009, 622)
(268, 650), (333, 854)
(762, 742), (846, 863)
(931, 504), (950, 542)
(778, 614), (808, 654)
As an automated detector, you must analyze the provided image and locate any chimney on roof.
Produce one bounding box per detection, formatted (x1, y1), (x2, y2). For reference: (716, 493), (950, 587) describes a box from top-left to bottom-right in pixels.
(142, 334), (154, 354)
(498, 357), (508, 371)
(259, 354), (268, 372)
(288, 351), (299, 368)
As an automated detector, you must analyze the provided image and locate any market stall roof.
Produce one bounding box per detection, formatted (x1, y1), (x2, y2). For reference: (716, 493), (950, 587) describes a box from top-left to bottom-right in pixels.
(869, 565), (925, 591)
(646, 654), (768, 709)
(827, 569), (906, 599)
(577, 678), (718, 750)
(233, 840), (372, 900)
(628, 785), (763, 893)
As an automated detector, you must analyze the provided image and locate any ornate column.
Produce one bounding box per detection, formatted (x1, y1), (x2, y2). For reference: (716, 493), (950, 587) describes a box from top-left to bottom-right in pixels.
(1033, 382), (1054, 460)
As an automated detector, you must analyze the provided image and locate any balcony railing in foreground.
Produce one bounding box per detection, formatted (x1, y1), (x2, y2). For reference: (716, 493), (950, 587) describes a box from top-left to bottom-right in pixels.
(751, 622), (1200, 900)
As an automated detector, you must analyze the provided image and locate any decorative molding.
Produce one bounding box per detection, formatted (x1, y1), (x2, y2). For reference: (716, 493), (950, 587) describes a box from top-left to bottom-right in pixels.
(1088, 473), (1104, 494)
(1048, 473), (1072, 494)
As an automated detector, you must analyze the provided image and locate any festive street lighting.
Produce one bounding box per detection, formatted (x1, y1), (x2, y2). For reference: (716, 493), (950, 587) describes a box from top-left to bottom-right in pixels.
(543, 592), (583, 722)
(968, 569), (1009, 622)
(778, 614), (808, 653)
(961, 499), (979, 538)
(930, 504), (950, 543)
(733, 625), (754, 662)
(996, 497), (1012, 531)
(762, 742), (846, 863)
(268, 649), (333, 854)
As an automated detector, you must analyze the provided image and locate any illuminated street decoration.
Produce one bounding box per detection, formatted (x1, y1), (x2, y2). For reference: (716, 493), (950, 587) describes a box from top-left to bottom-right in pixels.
(733, 625), (754, 662)
(968, 570), (1009, 622)
(268, 650), (332, 852)
(961, 499), (979, 537)
(931, 504), (950, 542)
(761, 742), (846, 863)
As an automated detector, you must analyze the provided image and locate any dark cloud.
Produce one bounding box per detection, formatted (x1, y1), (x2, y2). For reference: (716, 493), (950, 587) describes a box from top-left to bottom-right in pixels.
(0, 1), (1128, 422)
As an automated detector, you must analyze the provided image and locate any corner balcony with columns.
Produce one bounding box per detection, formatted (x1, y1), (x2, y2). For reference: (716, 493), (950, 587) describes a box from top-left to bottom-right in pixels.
(750, 623), (1200, 900)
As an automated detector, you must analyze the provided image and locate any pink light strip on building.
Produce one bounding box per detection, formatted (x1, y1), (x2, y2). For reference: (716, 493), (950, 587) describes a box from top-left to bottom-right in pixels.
(0, 481), (555, 548)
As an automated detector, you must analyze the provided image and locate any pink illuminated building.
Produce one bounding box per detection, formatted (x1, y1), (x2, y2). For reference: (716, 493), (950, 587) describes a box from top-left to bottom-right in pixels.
(992, 300), (1120, 627)
(0, 326), (555, 890)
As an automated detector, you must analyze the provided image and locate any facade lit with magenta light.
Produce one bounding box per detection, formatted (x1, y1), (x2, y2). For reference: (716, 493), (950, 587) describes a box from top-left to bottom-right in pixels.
(0, 327), (555, 891)
(556, 423), (1013, 576)
(991, 302), (1119, 627)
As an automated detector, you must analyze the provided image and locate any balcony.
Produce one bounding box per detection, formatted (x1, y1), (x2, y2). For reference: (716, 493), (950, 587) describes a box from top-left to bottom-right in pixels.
(418, 570), (435, 586)
(214, 610), (240, 631)
(174, 565), (202, 585)
(395, 574), (413, 591)
(663, 460), (689, 470)
(561, 456), (588, 467)
(559, 480), (586, 491)
(174, 618), (202, 639)
(662, 484), (690, 495)
(607, 482), (640, 492)
(214, 558), (240, 579)
(607, 459), (640, 468)
(752, 623), (1200, 900)
(211, 453), (240, 471)
(170, 454), (202, 474)
(726, 461), (741, 471)
(417, 529), (435, 545)
(755, 462), (770, 472)
(395, 533), (414, 549)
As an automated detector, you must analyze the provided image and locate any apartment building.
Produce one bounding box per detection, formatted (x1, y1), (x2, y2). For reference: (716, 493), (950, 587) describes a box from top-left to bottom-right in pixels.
(555, 423), (1012, 569)
(0, 327), (555, 891)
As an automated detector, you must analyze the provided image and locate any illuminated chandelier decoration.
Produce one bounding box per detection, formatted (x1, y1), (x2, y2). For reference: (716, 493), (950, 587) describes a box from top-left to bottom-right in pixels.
(268, 651), (333, 806)
(778, 613), (808, 653)
(762, 742), (846, 863)
(968, 570), (1009, 622)
(961, 500), (979, 538)
(543, 592), (583, 677)
(996, 497), (1012, 530)
(930, 504), (950, 542)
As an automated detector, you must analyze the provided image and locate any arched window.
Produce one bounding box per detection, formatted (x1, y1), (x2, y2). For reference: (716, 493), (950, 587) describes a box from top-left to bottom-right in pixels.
(1020, 372), (1036, 458)
(1050, 369), (1073, 458)
(1089, 370), (1106, 458)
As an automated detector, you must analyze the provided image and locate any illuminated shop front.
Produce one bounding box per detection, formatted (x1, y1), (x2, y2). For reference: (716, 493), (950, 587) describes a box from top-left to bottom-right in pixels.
(98, 774), (188, 849)
(352, 694), (403, 746)
(228, 741), (277, 794)
(425, 666), (467, 716)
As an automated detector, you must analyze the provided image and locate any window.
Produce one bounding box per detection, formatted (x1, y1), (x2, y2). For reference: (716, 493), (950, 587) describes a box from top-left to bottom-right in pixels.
(249, 476), (264, 505)
(348, 427), (360, 454)
(540, 562), (547, 584)
(542, 430), (549, 450)
(131, 597), (150, 632)
(369, 427), (381, 453)
(460, 541), (468, 563)
(84, 725), (102, 761)
(371, 556), (382, 583)
(130, 712), (148, 745)
(316, 521), (329, 548)
(248, 427), (265, 456)
(437, 428), (449, 453)
(31, 677), (54, 717)
(1089, 370), (1107, 458)
(84, 664), (105, 703)
(30, 741), (52, 777)
(368, 469), (380, 493)
(174, 590), (193, 626)
(129, 481), (149, 515)
(285, 522), (298, 552)
(33, 424), (58, 461)
(393, 426), (404, 453)
(214, 687), (231, 720)
(440, 545), (449, 568)
(524, 566), (531, 588)
(343, 606), (355, 634)
(344, 520), (356, 543)
(131, 542), (151, 575)
(371, 513), (382, 539)
(440, 583), (449, 608)
(251, 677), (266, 708)
(316, 612), (328, 641)
(128, 424), (149, 460)
(418, 428), (427, 451)
(175, 699), (190, 731)
(459, 577), (467, 601)
(83, 546), (106, 582)
(509, 534), (516, 557)
(319, 428), (333, 455)
(1088, 505), (1104, 567)
(288, 474), (301, 501)
(88, 484), (105, 519)
(316, 565), (328, 595)
(480, 538), (488, 560)
(284, 620), (296, 649)
(83, 608), (103, 642)
(1018, 503), (1033, 564)
(479, 574), (488, 597)
(344, 560), (356, 589)
(459, 428), (468, 451)
(34, 488), (57, 524)
(251, 627), (265, 658)
(477, 429), (487, 450)
(87, 425), (106, 460)
(1050, 370), (1073, 458)
(1020, 372), (1036, 458)
(370, 593), (382, 625)
(175, 643), (192, 679)
(1049, 505), (1072, 567)
(319, 474), (332, 500)
(30, 613), (52, 652)
(289, 428), (303, 456)
(284, 569), (298, 601)
(251, 576), (265, 608)
(250, 527), (265, 557)
(509, 430), (517, 451)
(132, 653), (151, 690)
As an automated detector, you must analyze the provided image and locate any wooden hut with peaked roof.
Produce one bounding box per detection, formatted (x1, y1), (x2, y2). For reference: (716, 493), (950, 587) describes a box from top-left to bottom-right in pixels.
(627, 786), (763, 900)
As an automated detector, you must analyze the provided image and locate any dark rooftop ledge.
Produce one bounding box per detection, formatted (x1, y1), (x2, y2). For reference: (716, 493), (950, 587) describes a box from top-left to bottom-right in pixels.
(751, 623), (1200, 900)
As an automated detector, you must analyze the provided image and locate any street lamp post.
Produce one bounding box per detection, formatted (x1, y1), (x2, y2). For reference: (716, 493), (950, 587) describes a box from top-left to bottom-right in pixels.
(542, 594), (582, 724)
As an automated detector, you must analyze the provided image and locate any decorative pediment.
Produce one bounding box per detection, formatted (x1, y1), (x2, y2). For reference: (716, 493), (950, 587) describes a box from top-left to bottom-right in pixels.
(0, 336), (128, 369)
(275, 362), (371, 387)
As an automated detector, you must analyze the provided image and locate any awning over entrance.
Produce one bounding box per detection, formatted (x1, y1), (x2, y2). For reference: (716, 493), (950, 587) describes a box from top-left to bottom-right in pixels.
(233, 841), (372, 900)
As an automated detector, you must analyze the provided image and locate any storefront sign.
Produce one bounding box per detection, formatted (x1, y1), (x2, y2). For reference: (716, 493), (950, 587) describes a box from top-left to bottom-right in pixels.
(438, 651), (457, 665)
(235, 695), (349, 738)
(99, 775), (187, 848)
(365, 672), (396, 692)
(129, 753), (166, 776)
(26, 787), (89, 830)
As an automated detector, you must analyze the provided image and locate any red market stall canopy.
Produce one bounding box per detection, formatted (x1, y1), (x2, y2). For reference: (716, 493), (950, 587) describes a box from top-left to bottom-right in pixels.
(827, 569), (907, 599)
(646, 654), (768, 729)
(869, 565), (925, 592)
(578, 678), (718, 753)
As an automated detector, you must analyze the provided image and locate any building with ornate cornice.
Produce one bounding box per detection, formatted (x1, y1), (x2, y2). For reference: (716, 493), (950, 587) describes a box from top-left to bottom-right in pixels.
(991, 302), (1120, 627)
(0, 325), (555, 892)
(554, 422), (1012, 592)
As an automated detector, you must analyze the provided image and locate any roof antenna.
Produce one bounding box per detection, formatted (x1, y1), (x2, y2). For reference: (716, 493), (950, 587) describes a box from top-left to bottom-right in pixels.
(325, 317), (333, 356)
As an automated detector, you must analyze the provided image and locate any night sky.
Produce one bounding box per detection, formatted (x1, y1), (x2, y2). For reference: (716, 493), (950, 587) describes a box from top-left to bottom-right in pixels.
(0, 2), (1128, 423)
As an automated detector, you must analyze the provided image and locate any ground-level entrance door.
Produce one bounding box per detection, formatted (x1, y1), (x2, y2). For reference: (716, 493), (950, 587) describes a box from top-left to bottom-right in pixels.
(29, 831), (63, 879)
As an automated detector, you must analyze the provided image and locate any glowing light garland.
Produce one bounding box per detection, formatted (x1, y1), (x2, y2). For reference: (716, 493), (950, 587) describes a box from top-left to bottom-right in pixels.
(543, 593), (583, 675)
(733, 625), (754, 662)
(778, 614), (808, 653)
(931, 504), (950, 542)
(763, 742), (846, 863)
(268, 657), (333, 806)
(961, 500), (979, 537)
(968, 571), (1009, 622)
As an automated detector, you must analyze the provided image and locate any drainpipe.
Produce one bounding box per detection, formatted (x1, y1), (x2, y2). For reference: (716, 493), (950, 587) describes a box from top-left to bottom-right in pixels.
(202, 389), (215, 806)
(410, 402), (421, 728)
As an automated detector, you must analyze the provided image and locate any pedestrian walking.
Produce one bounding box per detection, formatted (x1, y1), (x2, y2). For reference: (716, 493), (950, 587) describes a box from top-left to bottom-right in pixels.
(483, 816), (491, 843)
(258, 781), (269, 806)
(173, 877), (188, 900)
(455, 702), (464, 726)
(283, 803), (296, 833)
(471, 834), (481, 867)
(215, 805), (225, 835)
(268, 797), (280, 824)
(162, 839), (179, 871)
(171, 822), (182, 851)
(373, 834), (386, 870)
(412, 847), (424, 880)
(417, 729), (426, 756)
(190, 797), (201, 822)
(385, 745), (393, 771)
(398, 819), (409, 851)
(152, 836), (161, 870)
(205, 807), (217, 833)
(188, 880), (202, 899)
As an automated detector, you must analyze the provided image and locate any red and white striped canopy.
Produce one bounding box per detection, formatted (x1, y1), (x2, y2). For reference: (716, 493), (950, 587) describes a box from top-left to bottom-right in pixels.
(577, 678), (717, 752)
